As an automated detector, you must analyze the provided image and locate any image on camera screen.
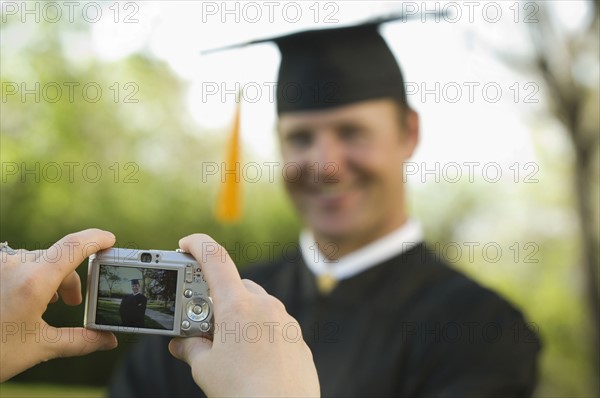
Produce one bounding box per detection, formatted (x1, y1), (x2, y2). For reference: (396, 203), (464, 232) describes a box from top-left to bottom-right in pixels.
(95, 264), (178, 330)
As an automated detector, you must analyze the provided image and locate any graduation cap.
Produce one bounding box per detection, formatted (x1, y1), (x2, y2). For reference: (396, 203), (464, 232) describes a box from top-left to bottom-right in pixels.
(204, 14), (420, 114)
(130, 279), (140, 285)
(207, 13), (442, 222)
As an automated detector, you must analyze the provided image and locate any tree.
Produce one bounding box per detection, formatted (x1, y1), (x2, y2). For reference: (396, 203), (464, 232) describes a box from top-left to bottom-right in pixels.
(497, 1), (599, 392)
(145, 269), (177, 307)
(99, 266), (121, 298)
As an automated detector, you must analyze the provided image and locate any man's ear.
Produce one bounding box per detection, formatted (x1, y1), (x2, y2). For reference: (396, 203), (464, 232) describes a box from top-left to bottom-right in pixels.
(403, 109), (419, 159)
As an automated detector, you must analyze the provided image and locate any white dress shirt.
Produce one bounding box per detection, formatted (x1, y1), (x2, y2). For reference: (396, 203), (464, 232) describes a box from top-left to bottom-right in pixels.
(300, 218), (424, 281)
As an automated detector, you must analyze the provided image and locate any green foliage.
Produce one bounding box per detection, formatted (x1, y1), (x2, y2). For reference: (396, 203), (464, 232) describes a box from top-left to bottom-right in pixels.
(0, 383), (104, 398)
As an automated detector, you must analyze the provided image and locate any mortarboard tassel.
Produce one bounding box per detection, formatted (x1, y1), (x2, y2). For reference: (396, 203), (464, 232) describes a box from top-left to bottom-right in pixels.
(216, 96), (242, 222)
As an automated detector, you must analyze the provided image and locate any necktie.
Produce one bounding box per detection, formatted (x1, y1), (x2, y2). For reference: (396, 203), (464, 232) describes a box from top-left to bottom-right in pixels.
(316, 273), (338, 295)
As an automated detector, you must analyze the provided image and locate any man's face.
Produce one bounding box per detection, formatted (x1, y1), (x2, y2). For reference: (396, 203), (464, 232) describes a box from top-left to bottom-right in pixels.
(132, 283), (140, 294)
(278, 98), (418, 253)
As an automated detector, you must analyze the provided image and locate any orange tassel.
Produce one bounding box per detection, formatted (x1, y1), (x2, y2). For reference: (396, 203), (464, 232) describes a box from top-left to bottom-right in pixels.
(216, 98), (242, 222)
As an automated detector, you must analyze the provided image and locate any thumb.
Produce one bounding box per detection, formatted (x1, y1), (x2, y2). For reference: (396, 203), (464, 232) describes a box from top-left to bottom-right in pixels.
(168, 337), (212, 365)
(47, 327), (117, 358)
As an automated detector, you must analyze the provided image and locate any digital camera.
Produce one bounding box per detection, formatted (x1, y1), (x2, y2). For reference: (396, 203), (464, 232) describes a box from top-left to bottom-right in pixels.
(84, 247), (213, 337)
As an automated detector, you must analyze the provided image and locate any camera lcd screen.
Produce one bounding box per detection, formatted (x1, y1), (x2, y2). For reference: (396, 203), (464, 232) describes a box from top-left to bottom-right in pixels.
(95, 264), (178, 331)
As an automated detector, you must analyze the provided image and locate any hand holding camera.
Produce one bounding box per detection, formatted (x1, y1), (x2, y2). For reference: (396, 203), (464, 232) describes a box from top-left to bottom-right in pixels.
(1, 230), (319, 396)
(0, 229), (118, 382)
(85, 233), (319, 396)
(168, 234), (320, 398)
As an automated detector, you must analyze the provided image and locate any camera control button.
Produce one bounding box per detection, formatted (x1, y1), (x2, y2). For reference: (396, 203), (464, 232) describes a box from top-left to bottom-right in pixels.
(200, 322), (210, 332)
(185, 265), (193, 283)
(181, 320), (190, 330)
(184, 289), (193, 298)
(187, 299), (210, 322)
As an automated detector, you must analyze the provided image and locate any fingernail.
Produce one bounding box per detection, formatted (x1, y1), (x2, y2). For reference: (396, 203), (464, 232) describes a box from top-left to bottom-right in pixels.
(169, 339), (182, 358)
(102, 334), (118, 350)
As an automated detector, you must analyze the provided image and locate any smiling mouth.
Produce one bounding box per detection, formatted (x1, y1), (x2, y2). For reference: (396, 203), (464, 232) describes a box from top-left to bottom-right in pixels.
(305, 183), (362, 200)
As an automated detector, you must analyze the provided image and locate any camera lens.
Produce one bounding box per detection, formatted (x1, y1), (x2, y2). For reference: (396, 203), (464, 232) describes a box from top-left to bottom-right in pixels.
(140, 252), (152, 263)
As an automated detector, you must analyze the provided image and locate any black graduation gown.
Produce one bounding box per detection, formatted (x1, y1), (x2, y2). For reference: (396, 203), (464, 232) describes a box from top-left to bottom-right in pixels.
(108, 243), (541, 397)
(119, 294), (148, 328)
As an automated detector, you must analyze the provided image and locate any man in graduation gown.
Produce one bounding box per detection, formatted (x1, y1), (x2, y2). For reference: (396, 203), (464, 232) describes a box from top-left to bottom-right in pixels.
(119, 279), (147, 328)
(109, 20), (541, 397)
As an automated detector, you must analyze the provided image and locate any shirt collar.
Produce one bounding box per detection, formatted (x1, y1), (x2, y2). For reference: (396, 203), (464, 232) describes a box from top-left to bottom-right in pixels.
(300, 218), (424, 280)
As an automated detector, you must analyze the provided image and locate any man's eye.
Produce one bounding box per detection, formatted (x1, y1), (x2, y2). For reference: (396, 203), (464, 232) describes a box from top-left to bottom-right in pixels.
(339, 125), (363, 141)
(287, 132), (312, 148)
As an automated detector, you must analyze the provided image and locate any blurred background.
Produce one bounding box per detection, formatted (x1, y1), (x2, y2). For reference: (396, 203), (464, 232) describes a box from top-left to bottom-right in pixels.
(1, 1), (598, 397)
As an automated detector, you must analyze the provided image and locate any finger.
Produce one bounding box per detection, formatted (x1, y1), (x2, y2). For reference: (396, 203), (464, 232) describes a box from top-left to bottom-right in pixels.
(168, 337), (211, 364)
(45, 229), (116, 282)
(48, 328), (117, 359)
(1, 249), (36, 265)
(16, 249), (44, 263)
(27, 249), (44, 262)
(241, 279), (267, 295)
(58, 270), (82, 306)
(179, 234), (244, 301)
(49, 292), (59, 303)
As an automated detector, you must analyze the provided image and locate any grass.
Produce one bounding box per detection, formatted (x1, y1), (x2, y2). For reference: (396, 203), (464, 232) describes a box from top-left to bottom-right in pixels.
(95, 299), (166, 330)
(142, 316), (165, 329)
(0, 383), (104, 397)
(146, 302), (174, 315)
(95, 299), (121, 326)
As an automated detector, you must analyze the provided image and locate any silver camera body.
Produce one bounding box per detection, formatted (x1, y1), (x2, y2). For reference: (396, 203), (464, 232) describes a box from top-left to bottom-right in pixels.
(85, 248), (213, 337)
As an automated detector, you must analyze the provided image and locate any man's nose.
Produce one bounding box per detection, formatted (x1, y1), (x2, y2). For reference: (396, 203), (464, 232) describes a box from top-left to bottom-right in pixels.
(309, 135), (345, 182)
